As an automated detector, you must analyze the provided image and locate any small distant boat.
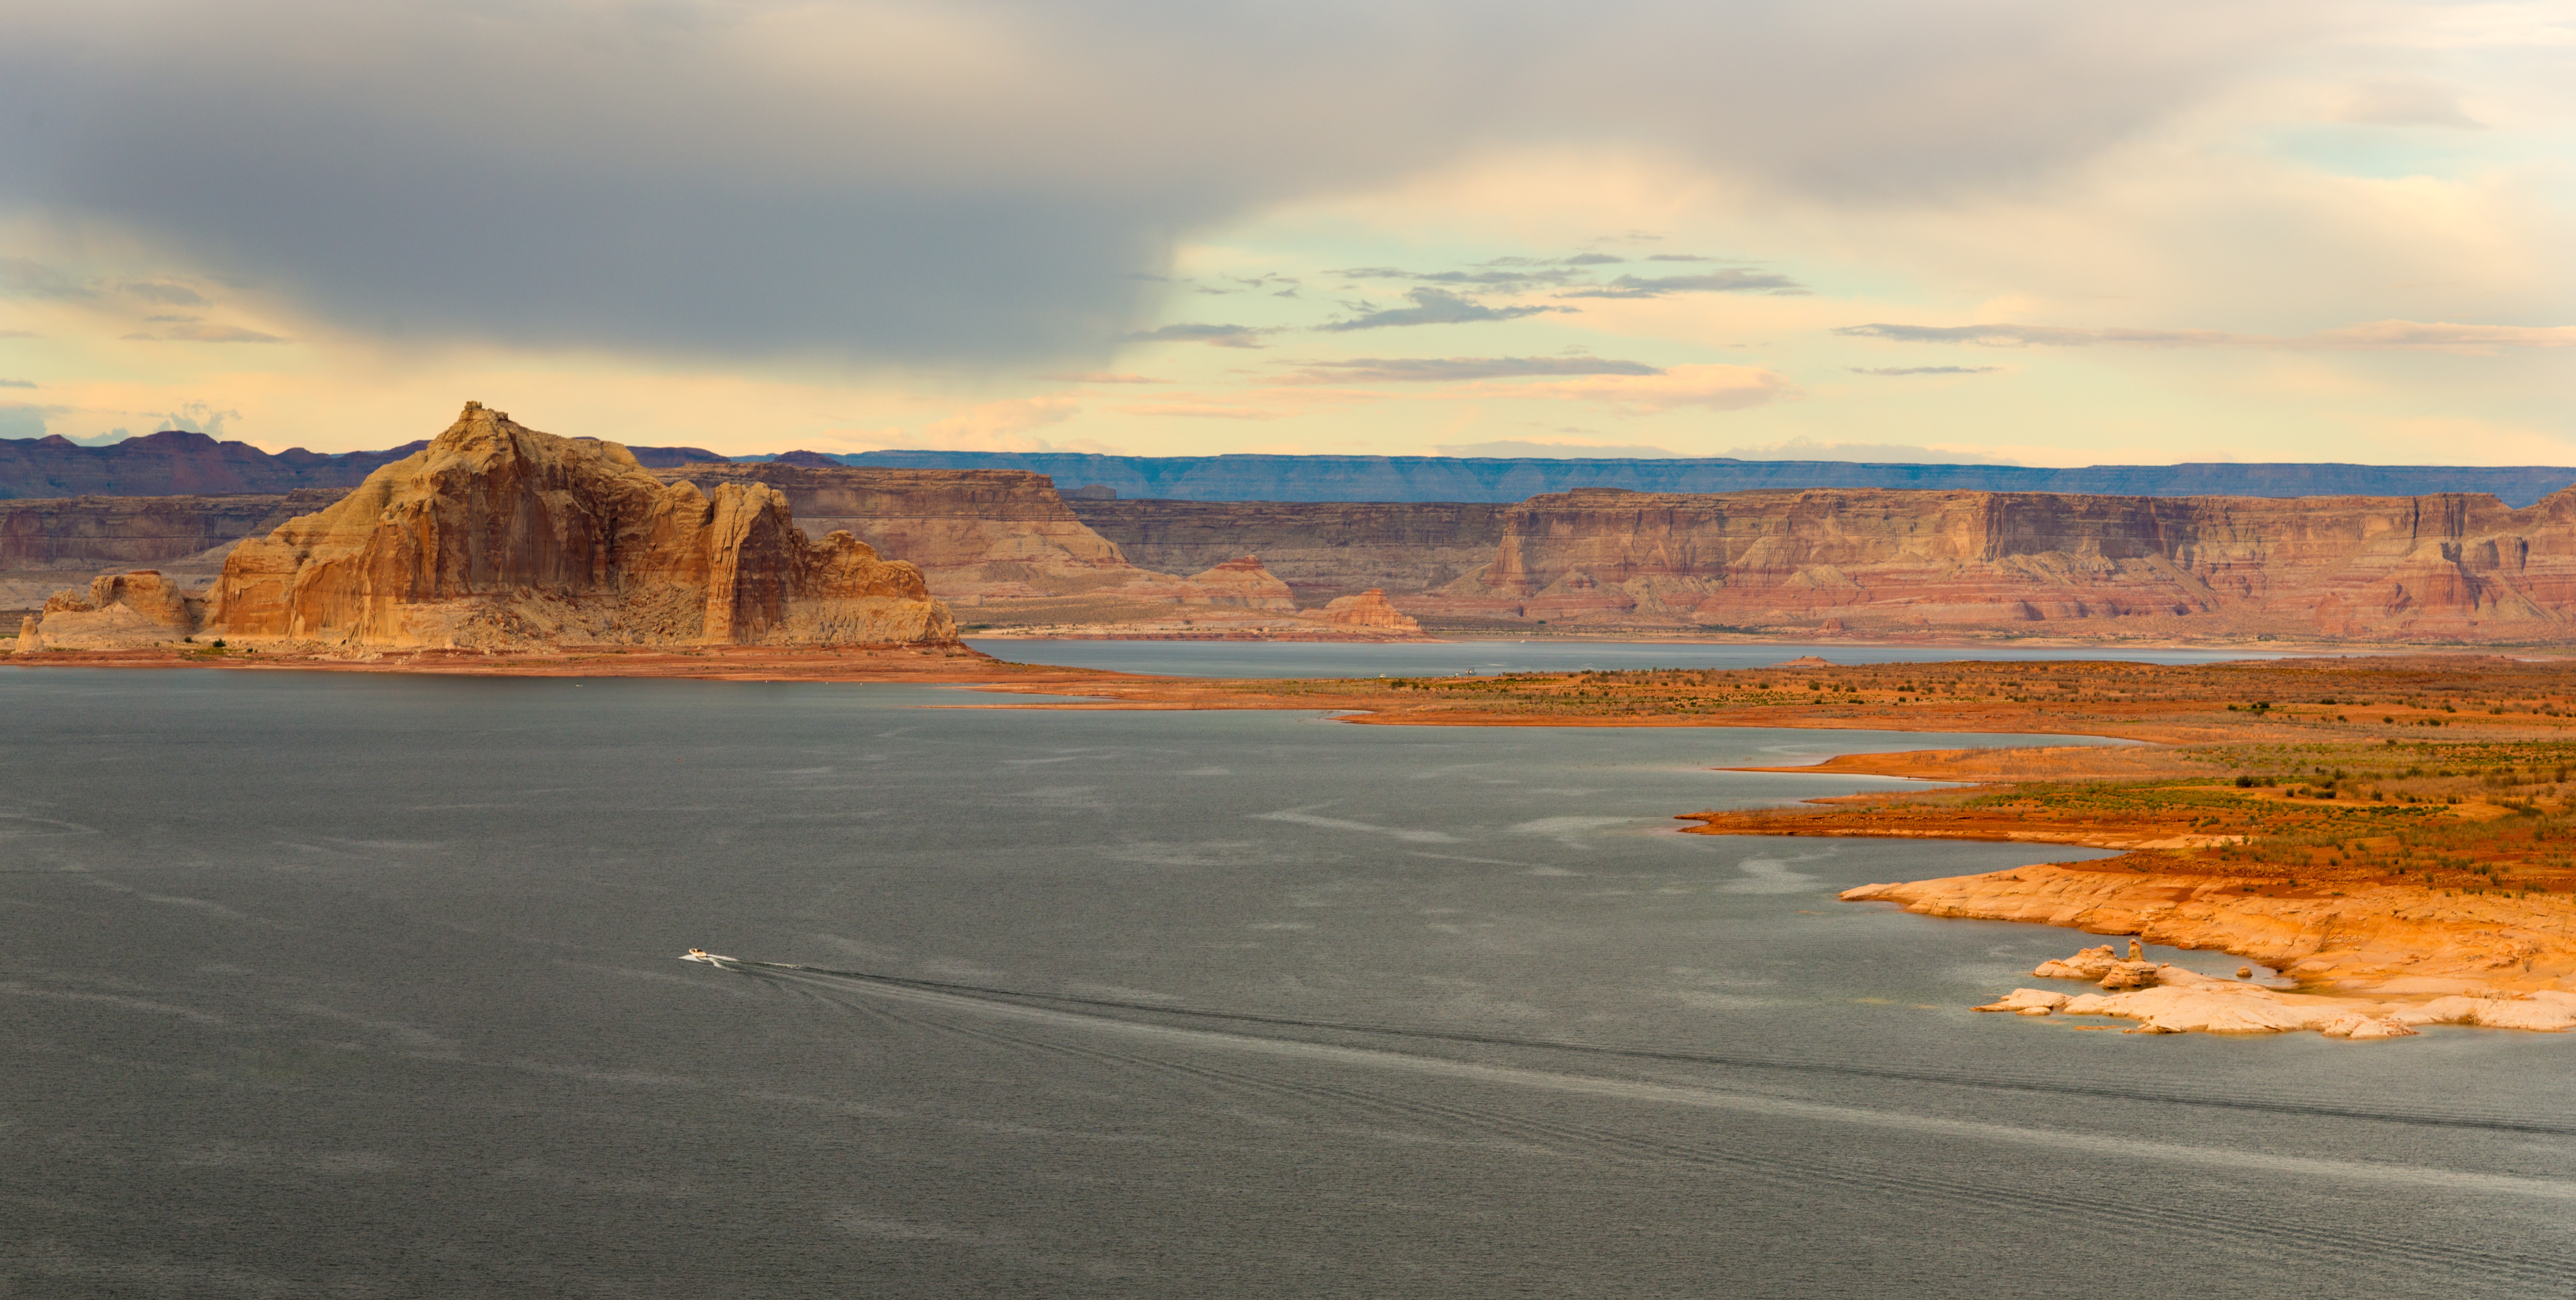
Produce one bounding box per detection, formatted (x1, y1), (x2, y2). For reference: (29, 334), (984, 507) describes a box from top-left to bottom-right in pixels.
(681, 948), (734, 965)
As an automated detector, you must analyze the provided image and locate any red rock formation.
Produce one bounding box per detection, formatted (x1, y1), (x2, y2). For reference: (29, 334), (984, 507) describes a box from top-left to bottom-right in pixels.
(1064, 499), (1508, 605)
(0, 490), (341, 570)
(0, 489), (348, 612)
(202, 404), (954, 648)
(1321, 588), (1422, 633)
(13, 571), (202, 651)
(1426, 485), (2576, 639)
(1174, 556), (1296, 610)
(659, 462), (1153, 599)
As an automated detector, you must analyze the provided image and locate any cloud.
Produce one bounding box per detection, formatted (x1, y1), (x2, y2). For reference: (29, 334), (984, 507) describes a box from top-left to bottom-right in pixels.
(1836, 322), (2229, 346)
(1838, 319), (2576, 352)
(2308, 321), (2576, 351)
(1557, 269), (1808, 299)
(0, 405), (48, 438)
(155, 401), (241, 437)
(1122, 323), (1273, 348)
(0, 378), (34, 388)
(0, 257), (96, 300)
(1432, 439), (1682, 457)
(118, 322), (289, 343)
(2337, 79), (2481, 130)
(0, 2), (2326, 366)
(120, 280), (209, 306)
(1112, 402), (1294, 421)
(1042, 371), (1167, 384)
(918, 396), (1083, 449)
(1718, 436), (2018, 465)
(1320, 288), (1572, 332)
(1850, 365), (2001, 376)
(1490, 364), (1798, 414)
(1282, 356), (1663, 383)
(1645, 253), (1713, 262)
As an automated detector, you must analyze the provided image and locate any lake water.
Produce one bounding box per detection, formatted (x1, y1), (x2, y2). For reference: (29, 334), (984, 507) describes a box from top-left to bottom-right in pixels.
(5, 669), (2570, 1298)
(965, 638), (2293, 678)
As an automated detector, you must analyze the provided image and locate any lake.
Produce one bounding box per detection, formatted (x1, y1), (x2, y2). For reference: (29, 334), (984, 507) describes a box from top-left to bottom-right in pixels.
(4, 668), (2568, 1298)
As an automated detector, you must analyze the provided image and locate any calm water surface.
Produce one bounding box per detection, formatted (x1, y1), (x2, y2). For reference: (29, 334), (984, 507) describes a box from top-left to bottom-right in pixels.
(4, 670), (2569, 1298)
(965, 638), (2295, 678)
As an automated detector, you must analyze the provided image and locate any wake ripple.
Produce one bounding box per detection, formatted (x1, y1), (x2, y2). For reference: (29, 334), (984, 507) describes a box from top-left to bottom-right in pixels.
(701, 959), (2576, 1138)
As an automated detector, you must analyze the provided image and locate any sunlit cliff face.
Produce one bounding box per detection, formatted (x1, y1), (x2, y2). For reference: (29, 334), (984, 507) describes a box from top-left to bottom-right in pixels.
(1, 0), (2569, 465)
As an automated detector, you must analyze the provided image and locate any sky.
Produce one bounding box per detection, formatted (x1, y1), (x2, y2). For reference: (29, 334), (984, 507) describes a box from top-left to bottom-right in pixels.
(1, 0), (2570, 466)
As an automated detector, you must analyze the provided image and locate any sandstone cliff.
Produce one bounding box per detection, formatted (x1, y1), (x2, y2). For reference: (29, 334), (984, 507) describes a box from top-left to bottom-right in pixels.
(1426, 486), (2576, 639)
(0, 490), (341, 570)
(12, 571), (202, 652)
(1321, 589), (1422, 633)
(0, 490), (344, 612)
(1171, 556), (1295, 610)
(654, 464), (1369, 630)
(0, 429), (723, 500)
(1065, 499), (1506, 605)
(198, 404), (954, 648)
(660, 462), (1150, 599)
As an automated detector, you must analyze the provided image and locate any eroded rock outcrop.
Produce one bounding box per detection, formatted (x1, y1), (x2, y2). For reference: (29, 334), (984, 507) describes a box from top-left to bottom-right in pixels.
(0, 489), (346, 612)
(1851, 863), (2576, 1037)
(1973, 944), (2576, 1037)
(661, 462), (1153, 600)
(199, 404), (954, 648)
(1321, 588), (1422, 633)
(1421, 485), (2576, 638)
(13, 571), (202, 651)
(1065, 499), (1507, 606)
(1173, 556), (1296, 610)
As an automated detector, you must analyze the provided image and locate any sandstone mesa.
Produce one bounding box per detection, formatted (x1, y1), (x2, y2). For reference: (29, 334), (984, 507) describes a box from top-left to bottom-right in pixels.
(19, 404), (958, 652)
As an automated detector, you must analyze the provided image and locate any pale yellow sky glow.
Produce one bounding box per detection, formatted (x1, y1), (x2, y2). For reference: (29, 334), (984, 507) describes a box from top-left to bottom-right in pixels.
(1, 1), (2569, 465)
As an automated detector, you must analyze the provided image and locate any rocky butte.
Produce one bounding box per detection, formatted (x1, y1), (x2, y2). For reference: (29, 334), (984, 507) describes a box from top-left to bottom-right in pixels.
(18, 404), (956, 652)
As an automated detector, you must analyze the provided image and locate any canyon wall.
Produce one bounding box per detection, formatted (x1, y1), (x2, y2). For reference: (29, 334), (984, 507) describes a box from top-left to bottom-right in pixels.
(660, 463), (1150, 598)
(0, 490), (343, 611)
(1426, 486), (2576, 639)
(1, 490), (340, 569)
(655, 464), (1362, 630)
(198, 404), (954, 649)
(0, 430), (722, 500)
(1065, 499), (1507, 604)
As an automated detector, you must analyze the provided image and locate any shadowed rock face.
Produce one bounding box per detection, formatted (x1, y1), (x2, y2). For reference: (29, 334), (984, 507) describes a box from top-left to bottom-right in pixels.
(204, 405), (955, 648)
(0, 490), (343, 571)
(1424, 486), (2576, 637)
(1064, 499), (1508, 604)
(660, 462), (1148, 599)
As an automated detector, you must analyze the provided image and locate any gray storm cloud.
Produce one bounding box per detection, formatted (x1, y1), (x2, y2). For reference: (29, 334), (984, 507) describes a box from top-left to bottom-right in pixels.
(1, 0), (2323, 366)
